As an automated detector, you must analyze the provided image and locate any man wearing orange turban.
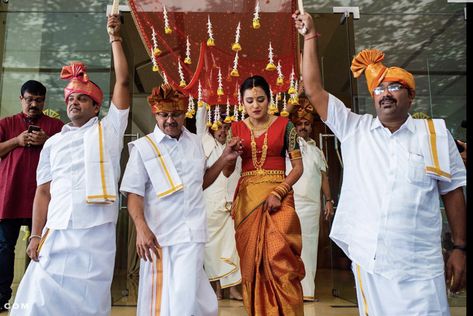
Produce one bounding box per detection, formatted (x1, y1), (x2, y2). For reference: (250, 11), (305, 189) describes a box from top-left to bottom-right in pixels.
(12, 14), (130, 316)
(120, 84), (243, 316)
(288, 96), (334, 301)
(294, 11), (466, 316)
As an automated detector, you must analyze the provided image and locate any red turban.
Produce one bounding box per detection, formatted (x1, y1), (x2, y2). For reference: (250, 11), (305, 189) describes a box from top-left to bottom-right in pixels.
(61, 62), (104, 105)
(148, 84), (187, 114)
(350, 49), (415, 97)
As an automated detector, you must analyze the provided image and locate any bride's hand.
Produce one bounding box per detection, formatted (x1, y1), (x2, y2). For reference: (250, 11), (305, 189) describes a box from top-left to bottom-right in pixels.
(264, 194), (282, 212)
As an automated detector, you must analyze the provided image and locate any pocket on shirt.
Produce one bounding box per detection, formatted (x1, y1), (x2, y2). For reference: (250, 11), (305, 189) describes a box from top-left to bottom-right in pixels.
(407, 157), (428, 185)
(189, 158), (205, 180)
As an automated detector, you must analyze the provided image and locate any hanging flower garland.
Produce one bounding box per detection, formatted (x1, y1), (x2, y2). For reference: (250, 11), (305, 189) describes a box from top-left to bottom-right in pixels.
(133, 0), (299, 107)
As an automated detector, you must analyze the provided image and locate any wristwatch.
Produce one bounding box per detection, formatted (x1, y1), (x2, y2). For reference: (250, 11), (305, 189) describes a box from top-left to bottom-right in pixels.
(326, 199), (335, 204)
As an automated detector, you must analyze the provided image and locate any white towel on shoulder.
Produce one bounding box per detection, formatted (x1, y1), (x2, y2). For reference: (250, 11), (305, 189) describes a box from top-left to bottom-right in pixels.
(84, 122), (117, 204)
(415, 118), (451, 182)
(132, 134), (183, 198)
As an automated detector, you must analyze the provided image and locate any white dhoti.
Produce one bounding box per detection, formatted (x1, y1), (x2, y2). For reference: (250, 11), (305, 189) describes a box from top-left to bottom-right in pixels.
(11, 222), (116, 316)
(353, 263), (450, 316)
(137, 242), (218, 316)
(295, 198), (321, 300)
(203, 200), (241, 288)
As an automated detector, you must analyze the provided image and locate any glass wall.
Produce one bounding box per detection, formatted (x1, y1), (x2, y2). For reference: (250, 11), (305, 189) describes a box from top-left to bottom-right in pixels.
(0, 0), (112, 120)
(303, 0), (466, 139)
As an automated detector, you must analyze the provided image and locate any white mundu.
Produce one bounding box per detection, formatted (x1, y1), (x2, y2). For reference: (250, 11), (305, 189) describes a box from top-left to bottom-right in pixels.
(286, 137), (327, 300)
(120, 126), (218, 316)
(196, 105), (242, 288)
(12, 103), (129, 316)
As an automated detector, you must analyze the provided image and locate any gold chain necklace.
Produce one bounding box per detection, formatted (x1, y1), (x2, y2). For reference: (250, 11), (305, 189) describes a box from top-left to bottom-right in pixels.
(248, 117), (271, 172)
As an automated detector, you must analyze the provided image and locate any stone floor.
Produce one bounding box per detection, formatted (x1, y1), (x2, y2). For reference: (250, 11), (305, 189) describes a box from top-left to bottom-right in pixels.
(109, 268), (466, 316)
(8, 232), (466, 315)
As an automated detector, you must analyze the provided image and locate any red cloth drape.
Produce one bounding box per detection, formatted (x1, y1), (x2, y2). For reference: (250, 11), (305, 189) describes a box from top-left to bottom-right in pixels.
(128, 0), (298, 106)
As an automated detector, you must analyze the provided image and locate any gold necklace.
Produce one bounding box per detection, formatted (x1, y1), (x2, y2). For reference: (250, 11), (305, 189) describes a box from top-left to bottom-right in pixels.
(248, 116), (271, 131)
(248, 117), (271, 172)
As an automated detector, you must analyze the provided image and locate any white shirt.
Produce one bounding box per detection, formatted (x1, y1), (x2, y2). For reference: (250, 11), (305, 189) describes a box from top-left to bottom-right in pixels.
(202, 139), (240, 205)
(37, 103), (129, 229)
(287, 138), (327, 205)
(325, 94), (466, 281)
(120, 125), (207, 247)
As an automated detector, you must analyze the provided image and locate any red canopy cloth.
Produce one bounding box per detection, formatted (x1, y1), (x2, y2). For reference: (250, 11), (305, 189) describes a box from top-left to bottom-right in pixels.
(129, 0), (298, 106)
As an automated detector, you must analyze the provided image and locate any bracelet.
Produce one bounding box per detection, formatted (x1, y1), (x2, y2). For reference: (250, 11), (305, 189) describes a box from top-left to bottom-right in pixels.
(304, 32), (321, 41)
(452, 244), (466, 252)
(270, 191), (282, 201)
(273, 182), (291, 199)
(326, 199), (335, 204)
(28, 234), (41, 242)
(109, 36), (122, 43)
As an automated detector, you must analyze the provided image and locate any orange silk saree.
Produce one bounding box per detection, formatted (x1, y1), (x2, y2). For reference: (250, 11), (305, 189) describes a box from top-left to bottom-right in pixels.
(231, 117), (305, 316)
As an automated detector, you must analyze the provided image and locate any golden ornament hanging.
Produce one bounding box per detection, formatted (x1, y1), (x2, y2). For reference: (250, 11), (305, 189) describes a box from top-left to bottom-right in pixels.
(252, 18), (261, 29)
(230, 68), (240, 77)
(232, 42), (242, 52)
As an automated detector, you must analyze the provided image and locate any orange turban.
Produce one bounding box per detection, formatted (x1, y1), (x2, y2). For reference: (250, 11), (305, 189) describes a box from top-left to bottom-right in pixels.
(61, 62), (104, 105)
(350, 49), (415, 97)
(290, 96), (315, 124)
(147, 84), (187, 114)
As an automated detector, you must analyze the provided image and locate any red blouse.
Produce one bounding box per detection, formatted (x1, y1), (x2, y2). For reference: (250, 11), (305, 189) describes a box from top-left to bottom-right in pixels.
(231, 116), (297, 173)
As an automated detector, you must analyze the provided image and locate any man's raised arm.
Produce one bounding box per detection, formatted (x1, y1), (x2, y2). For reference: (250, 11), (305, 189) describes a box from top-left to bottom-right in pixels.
(108, 14), (130, 110)
(293, 11), (329, 121)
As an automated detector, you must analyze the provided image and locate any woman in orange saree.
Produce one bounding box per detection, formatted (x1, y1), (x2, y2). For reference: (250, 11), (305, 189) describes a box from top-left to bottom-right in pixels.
(227, 75), (305, 315)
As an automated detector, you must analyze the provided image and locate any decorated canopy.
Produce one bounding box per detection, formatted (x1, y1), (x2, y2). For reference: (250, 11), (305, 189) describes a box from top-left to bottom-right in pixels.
(129, 0), (299, 116)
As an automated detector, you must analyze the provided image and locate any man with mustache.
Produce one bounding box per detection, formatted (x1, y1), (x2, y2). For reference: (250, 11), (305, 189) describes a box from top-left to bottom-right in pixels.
(120, 84), (242, 315)
(287, 96), (334, 302)
(294, 12), (466, 316)
(11, 14), (129, 315)
(0, 80), (63, 312)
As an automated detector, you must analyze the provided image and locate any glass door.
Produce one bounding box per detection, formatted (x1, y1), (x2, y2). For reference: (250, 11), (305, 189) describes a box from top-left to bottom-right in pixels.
(307, 10), (357, 305)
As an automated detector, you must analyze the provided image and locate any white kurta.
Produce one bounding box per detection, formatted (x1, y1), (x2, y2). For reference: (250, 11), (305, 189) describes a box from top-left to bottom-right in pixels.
(11, 103), (129, 315)
(286, 138), (327, 299)
(324, 93), (466, 313)
(120, 126), (217, 316)
(196, 106), (241, 288)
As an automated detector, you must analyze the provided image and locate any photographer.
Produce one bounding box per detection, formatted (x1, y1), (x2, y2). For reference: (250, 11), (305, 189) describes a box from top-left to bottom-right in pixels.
(0, 80), (63, 311)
